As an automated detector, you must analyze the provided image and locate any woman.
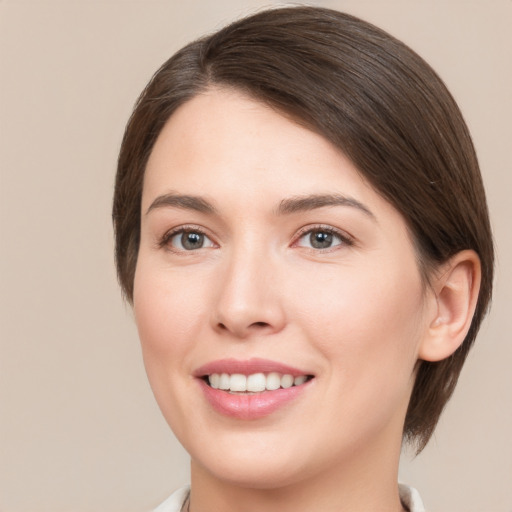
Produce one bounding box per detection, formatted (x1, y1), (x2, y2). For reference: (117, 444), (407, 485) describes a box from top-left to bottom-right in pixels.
(113, 6), (493, 512)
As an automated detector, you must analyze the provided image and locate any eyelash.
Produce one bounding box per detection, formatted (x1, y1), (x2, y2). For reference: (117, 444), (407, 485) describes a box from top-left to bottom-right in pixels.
(158, 224), (354, 253)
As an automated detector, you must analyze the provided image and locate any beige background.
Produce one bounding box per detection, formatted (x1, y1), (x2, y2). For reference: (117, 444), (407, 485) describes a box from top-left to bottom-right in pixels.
(1, 1), (510, 511)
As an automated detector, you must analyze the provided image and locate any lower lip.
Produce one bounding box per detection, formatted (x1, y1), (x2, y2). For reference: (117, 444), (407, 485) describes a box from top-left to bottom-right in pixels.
(198, 379), (311, 420)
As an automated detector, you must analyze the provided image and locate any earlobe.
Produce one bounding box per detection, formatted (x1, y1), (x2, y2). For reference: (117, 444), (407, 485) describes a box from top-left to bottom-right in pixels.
(419, 250), (481, 362)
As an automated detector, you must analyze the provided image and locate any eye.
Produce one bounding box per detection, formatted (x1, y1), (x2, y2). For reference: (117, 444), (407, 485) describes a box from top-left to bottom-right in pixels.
(295, 227), (350, 250)
(165, 229), (215, 251)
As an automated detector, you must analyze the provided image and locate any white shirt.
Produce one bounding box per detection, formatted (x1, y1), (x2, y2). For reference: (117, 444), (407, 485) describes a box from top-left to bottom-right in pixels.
(153, 484), (426, 511)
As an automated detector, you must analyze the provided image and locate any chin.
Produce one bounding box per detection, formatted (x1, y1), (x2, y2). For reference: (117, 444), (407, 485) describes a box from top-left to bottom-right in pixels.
(193, 454), (309, 490)
(185, 428), (325, 491)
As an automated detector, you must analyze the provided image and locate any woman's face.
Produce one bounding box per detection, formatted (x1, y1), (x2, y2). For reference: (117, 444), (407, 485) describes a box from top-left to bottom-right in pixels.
(134, 88), (434, 488)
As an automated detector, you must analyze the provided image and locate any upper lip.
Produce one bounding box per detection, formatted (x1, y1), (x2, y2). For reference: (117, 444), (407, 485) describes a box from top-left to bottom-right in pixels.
(194, 358), (312, 378)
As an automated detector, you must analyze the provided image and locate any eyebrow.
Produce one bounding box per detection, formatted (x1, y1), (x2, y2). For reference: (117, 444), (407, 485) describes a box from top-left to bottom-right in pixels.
(276, 194), (376, 220)
(146, 192), (375, 220)
(146, 193), (217, 215)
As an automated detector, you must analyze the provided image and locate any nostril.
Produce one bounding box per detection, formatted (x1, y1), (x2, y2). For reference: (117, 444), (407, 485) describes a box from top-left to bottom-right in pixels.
(250, 321), (270, 328)
(215, 320), (273, 338)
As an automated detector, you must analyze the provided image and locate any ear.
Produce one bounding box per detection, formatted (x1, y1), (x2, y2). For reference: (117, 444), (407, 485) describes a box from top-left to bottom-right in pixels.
(419, 250), (481, 362)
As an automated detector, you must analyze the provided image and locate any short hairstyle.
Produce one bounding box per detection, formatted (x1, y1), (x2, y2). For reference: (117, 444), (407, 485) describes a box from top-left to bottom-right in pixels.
(113, 6), (494, 451)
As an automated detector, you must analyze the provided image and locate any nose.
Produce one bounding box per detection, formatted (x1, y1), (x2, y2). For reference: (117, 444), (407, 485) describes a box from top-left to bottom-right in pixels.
(211, 248), (286, 339)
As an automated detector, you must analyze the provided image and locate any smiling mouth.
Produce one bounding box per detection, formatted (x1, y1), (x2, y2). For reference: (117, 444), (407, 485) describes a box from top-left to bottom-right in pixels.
(203, 372), (314, 394)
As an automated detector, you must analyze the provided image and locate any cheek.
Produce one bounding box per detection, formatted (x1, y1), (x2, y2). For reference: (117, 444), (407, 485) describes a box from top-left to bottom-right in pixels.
(293, 260), (425, 391)
(132, 259), (208, 386)
(132, 260), (210, 434)
(134, 259), (203, 343)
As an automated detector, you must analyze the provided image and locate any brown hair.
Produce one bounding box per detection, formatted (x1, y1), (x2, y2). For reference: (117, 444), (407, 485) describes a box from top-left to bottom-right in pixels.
(113, 6), (493, 451)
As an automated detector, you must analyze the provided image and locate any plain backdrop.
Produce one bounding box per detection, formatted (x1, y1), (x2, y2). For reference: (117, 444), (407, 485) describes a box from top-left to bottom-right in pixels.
(1, 1), (511, 511)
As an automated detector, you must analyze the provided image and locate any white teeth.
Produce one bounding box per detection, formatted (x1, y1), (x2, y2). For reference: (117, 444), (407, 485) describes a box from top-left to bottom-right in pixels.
(281, 374), (294, 389)
(209, 373), (220, 389)
(247, 373), (266, 392)
(229, 374), (247, 392)
(219, 373), (230, 390)
(294, 375), (307, 386)
(207, 372), (309, 392)
(266, 372), (281, 390)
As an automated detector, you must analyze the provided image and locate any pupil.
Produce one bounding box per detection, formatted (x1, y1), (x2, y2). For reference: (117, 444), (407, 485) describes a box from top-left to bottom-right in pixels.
(311, 231), (332, 249)
(182, 232), (203, 250)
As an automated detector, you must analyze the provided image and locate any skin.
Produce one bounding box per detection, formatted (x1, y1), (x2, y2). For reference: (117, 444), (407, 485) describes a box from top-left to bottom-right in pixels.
(133, 88), (477, 512)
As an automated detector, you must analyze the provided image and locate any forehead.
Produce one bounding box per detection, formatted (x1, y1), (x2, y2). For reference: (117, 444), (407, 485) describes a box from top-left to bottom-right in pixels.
(143, 88), (382, 210)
